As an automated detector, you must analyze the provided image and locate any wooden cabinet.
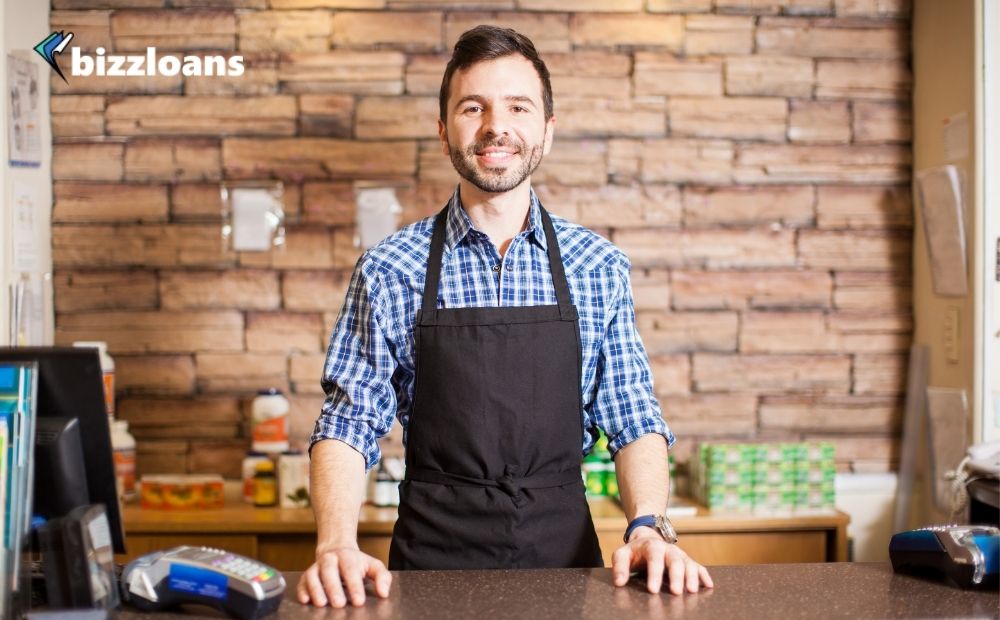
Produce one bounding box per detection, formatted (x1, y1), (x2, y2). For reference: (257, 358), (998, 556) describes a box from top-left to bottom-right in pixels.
(120, 500), (848, 571)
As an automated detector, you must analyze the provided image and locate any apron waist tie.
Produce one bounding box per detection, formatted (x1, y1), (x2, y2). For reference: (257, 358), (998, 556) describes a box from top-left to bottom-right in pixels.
(406, 464), (581, 499)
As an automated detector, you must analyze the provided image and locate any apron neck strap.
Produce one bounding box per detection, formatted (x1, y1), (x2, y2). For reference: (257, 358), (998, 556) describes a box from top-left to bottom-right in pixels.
(538, 206), (575, 318)
(421, 206), (450, 318)
(421, 203), (575, 319)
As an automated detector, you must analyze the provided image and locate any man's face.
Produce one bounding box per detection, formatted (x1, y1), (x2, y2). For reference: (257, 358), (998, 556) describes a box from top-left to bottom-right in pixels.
(439, 54), (555, 195)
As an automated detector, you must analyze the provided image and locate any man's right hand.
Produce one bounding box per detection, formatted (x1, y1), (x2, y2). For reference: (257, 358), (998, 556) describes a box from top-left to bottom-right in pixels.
(296, 546), (392, 608)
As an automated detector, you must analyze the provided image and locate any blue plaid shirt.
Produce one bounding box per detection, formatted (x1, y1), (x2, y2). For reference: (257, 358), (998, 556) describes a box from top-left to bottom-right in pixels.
(311, 187), (675, 471)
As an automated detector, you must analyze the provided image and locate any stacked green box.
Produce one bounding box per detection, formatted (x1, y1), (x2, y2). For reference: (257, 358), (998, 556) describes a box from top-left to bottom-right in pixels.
(794, 442), (836, 512)
(750, 464), (797, 513)
(693, 441), (836, 513)
(696, 444), (758, 513)
(751, 443), (801, 514)
(751, 485), (799, 513)
(583, 432), (612, 498)
(584, 431), (629, 499)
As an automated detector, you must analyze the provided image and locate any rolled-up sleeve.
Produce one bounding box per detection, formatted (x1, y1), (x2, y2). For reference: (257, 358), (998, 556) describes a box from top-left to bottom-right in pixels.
(310, 255), (397, 471)
(590, 257), (676, 458)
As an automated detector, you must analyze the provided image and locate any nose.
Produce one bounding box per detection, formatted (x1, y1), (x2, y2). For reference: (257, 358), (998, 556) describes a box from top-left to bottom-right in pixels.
(481, 107), (511, 138)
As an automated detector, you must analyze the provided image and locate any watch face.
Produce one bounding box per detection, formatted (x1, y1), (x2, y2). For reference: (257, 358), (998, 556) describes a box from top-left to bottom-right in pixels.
(655, 515), (678, 543)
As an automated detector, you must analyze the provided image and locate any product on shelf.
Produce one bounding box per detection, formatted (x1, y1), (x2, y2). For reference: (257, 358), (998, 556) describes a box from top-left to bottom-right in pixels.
(139, 474), (224, 510)
(691, 441), (836, 513)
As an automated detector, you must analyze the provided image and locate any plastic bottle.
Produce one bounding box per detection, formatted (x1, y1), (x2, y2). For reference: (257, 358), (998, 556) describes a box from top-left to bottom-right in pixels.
(251, 388), (290, 454)
(74, 341), (115, 418)
(241, 451), (270, 504)
(110, 419), (136, 503)
(278, 451), (310, 508)
(253, 460), (278, 507)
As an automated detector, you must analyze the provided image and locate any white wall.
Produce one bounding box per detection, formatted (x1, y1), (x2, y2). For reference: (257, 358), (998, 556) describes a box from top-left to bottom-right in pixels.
(982, 0), (1000, 443)
(909, 0), (997, 526)
(1, 0), (53, 345)
(835, 473), (900, 562)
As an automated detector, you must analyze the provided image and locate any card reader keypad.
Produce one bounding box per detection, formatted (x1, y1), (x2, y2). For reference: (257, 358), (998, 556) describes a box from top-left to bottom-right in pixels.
(212, 554), (276, 583)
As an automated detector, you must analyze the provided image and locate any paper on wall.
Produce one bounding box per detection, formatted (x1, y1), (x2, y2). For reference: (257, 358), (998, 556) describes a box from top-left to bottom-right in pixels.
(916, 165), (968, 296)
(231, 187), (281, 252)
(925, 387), (969, 514)
(6, 54), (41, 167)
(11, 182), (40, 273)
(943, 111), (969, 162)
(20, 276), (46, 346)
(9, 275), (46, 346)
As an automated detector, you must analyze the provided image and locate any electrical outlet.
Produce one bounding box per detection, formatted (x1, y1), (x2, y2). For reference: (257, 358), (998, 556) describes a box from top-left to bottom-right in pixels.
(944, 306), (960, 363)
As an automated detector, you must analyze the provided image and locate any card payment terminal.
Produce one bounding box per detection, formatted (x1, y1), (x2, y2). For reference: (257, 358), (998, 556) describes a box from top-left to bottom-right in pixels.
(890, 525), (999, 588)
(121, 546), (286, 619)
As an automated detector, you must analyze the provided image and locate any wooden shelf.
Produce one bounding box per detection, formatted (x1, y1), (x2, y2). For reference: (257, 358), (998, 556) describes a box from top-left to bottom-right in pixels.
(120, 498), (849, 570)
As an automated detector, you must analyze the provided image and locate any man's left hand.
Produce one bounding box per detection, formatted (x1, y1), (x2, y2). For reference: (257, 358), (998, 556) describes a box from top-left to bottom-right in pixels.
(611, 529), (714, 595)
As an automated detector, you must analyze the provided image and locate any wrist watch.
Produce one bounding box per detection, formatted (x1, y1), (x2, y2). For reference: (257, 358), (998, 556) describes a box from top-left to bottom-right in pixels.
(624, 514), (678, 544)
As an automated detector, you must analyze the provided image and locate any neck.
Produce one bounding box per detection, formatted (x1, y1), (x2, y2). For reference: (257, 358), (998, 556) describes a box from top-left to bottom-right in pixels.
(458, 180), (532, 257)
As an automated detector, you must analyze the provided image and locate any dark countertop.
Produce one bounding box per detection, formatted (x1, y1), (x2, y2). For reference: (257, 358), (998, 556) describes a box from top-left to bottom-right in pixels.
(107, 563), (999, 620)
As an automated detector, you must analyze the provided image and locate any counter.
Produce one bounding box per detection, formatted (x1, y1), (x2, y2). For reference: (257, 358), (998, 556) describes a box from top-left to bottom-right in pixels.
(120, 499), (849, 569)
(111, 563), (998, 619)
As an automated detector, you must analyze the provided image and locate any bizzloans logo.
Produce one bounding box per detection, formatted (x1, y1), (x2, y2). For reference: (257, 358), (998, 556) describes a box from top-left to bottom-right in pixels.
(34, 31), (244, 82)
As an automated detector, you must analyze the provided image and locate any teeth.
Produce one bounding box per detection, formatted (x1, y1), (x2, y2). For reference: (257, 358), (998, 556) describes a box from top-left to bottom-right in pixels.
(482, 152), (513, 160)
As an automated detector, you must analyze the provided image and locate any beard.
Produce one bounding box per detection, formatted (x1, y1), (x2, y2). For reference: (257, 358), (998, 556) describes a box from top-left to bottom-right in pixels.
(448, 134), (545, 194)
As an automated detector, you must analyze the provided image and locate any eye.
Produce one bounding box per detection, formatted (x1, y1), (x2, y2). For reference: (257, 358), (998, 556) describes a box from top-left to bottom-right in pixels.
(463, 105), (482, 114)
(512, 106), (527, 113)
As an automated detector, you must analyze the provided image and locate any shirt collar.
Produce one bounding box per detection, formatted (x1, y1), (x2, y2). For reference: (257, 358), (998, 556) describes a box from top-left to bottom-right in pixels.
(443, 186), (548, 253)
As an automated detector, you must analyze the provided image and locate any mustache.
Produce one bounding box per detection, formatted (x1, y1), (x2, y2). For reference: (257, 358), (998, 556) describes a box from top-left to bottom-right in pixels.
(467, 137), (523, 155)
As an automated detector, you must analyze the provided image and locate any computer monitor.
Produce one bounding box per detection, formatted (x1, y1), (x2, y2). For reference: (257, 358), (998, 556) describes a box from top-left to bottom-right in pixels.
(0, 347), (126, 554)
(34, 417), (90, 521)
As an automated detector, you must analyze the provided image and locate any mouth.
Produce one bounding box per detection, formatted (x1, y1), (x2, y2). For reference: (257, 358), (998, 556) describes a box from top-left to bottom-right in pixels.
(475, 148), (518, 164)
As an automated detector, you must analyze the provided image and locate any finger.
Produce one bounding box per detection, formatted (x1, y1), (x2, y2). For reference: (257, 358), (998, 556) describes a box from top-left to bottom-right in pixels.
(295, 564), (316, 605)
(685, 561), (700, 593)
(366, 557), (393, 598)
(667, 556), (686, 596)
(611, 546), (633, 586)
(319, 556), (347, 608)
(296, 568), (309, 604)
(699, 564), (715, 589)
(645, 545), (666, 594)
(306, 564), (330, 607)
(341, 558), (368, 607)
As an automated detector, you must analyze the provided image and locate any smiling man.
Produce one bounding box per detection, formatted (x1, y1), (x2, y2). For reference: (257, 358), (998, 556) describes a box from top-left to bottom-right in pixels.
(298, 25), (713, 608)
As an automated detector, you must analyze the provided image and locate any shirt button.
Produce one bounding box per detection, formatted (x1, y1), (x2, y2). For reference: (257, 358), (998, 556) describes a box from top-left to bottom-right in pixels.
(492, 264), (501, 272)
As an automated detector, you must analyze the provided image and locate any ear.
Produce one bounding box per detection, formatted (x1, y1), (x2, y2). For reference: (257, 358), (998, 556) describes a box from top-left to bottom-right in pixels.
(542, 115), (556, 156)
(438, 119), (449, 156)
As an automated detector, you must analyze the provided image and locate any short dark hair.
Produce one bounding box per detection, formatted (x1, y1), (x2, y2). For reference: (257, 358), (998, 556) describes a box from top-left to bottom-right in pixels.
(439, 25), (554, 122)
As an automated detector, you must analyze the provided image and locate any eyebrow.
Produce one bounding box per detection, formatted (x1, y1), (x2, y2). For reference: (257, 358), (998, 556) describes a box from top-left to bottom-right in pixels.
(453, 94), (538, 111)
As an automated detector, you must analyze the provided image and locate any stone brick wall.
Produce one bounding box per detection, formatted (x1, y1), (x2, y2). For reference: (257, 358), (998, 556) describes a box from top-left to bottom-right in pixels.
(49, 0), (912, 479)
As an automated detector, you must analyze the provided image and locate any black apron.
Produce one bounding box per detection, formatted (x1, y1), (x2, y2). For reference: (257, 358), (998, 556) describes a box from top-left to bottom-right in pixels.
(388, 204), (604, 570)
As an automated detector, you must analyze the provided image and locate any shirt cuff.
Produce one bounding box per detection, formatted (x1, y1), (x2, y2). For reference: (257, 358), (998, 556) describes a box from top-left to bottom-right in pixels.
(606, 415), (676, 459)
(309, 414), (382, 471)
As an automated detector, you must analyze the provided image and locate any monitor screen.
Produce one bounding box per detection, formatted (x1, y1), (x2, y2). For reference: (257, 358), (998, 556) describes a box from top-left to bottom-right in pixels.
(0, 347), (126, 554)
